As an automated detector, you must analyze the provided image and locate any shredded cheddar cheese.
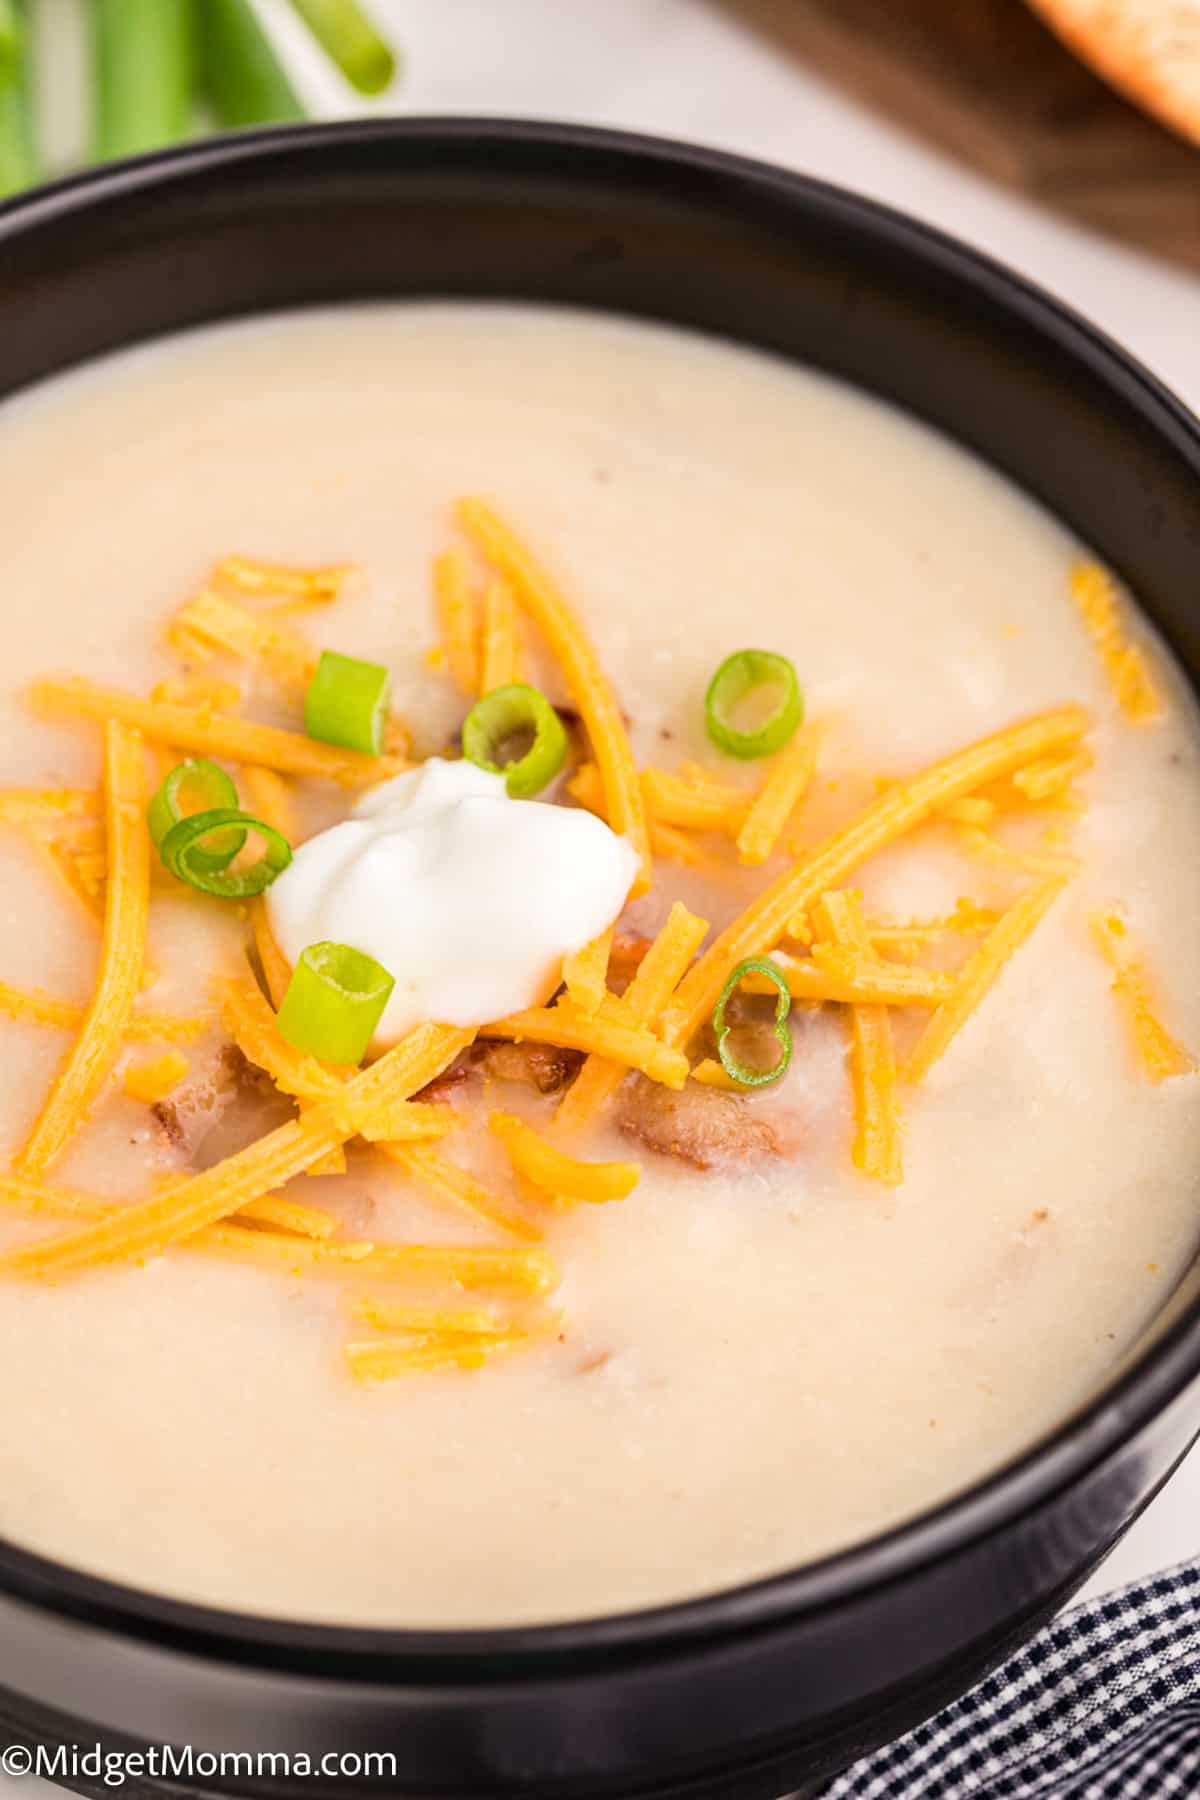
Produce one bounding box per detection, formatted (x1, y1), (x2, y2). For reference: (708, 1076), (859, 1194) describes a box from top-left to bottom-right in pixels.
(32, 679), (404, 787)
(689, 1057), (743, 1091)
(123, 1050), (190, 1105)
(377, 1143), (541, 1241)
(17, 723), (150, 1180)
(0, 787), (96, 826)
(905, 876), (1069, 1085)
(490, 1111), (639, 1204)
(169, 589), (318, 697)
(1070, 563), (1163, 723)
(242, 767), (296, 843)
(1090, 909), (1196, 1082)
(662, 706), (1089, 1051)
(737, 726), (821, 866)
(350, 1298), (507, 1334)
(555, 902), (708, 1133)
(479, 574), (523, 693)
(741, 951), (951, 1008)
(433, 547), (481, 697)
(561, 926), (613, 1016)
(2, 1023), (475, 1276)
(456, 498), (651, 893)
(1012, 747), (1095, 802)
(486, 1005), (688, 1090)
(641, 765), (750, 835)
(345, 1334), (528, 1381)
(814, 891), (902, 1186)
(0, 981), (211, 1041)
(216, 556), (354, 601)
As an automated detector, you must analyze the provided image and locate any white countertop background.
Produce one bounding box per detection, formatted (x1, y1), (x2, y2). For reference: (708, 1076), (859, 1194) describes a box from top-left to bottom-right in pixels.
(6, 3), (1198, 1787)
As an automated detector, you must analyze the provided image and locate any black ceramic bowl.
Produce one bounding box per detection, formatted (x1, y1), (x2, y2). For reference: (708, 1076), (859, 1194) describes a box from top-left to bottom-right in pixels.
(1, 120), (1199, 1800)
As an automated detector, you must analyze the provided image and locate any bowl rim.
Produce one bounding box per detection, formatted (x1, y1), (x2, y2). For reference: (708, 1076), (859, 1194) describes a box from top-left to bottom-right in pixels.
(1, 112), (1199, 1677)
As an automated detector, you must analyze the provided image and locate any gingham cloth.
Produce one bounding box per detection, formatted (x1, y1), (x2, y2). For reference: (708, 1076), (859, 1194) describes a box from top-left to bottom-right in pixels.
(822, 1560), (1200, 1798)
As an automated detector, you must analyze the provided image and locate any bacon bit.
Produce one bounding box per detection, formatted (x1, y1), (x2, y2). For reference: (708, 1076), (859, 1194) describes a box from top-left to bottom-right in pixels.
(615, 1078), (784, 1170)
(474, 1040), (584, 1095)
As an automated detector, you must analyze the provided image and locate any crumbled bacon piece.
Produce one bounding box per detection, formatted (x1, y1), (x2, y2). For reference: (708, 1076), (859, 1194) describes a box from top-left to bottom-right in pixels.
(153, 1044), (289, 1167)
(615, 1077), (784, 1170)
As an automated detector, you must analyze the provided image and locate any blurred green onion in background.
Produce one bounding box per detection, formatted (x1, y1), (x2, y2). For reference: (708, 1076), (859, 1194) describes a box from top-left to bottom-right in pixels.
(0, 0), (399, 198)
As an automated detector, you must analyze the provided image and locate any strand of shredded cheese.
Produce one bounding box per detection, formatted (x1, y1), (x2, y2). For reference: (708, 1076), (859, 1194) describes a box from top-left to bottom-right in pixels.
(689, 1057), (743, 1091)
(814, 892), (902, 1186)
(640, 765), (750, 835)
(955, 824), (1079, 879)
(31, 679), (404, 787)
(169, 590), (318, 696)
(0, 980), (210, 1041)
(197, 1227), (557, 1290)
(242, 767), (296, 843)
(737, 727), (821, 866)
(485, 1006), (688, 1089)
(1, 1024), (475, 1276)
(905, 876), (1069, 1085)
(661, 706), (1089, 1050)
(1089, 909), (1196, 1082)
(350, 1298), (506, 1333)
(479, 574), (522, 693)
(1070, 563), (1163, 723)
(233, 1196), (340, 1239)
(345, 1334), (528, 1381)
(456, 498), (652, 893)
(0, 787), (96, 825)
(1012, 747), (1095, 802)
(433, 547), (481, 697)
(490, 1111), (639, 1204)
(740, 950), (951, 1007)
(555, 902), (708, 1133)
(561, 926), (613, 1016)
(377, 1142), (542, 1241)
(216, 557), (354, 600)
(17, 722), (150, 1179)
(123, 1051), (190, 1105)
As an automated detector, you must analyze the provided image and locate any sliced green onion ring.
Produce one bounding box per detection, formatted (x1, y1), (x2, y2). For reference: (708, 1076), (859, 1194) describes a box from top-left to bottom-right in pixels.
(462, 683), (568, 798)
(705, 649), (804, 760)
(275, 940), (395, 1065)
(147, 758), (245, 872)
(304, 649), (392, 755)
(712, 956), (793, 1089)
(158, 808), (292, 898)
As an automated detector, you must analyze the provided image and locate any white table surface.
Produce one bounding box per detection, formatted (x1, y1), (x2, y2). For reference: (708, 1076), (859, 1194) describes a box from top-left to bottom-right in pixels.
(7, 4), (1199, 1788)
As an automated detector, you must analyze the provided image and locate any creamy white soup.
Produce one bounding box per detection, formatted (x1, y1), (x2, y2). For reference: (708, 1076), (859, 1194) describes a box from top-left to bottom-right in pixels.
(0, 304), (1196, 1627)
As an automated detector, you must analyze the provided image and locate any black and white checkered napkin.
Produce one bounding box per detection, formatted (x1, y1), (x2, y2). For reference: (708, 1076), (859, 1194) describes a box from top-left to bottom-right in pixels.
(822, 1559), (1200, 1798)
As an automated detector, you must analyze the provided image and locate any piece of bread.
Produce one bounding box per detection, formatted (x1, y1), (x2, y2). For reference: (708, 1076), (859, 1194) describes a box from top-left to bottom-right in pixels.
(1027, 0), (1200, 144)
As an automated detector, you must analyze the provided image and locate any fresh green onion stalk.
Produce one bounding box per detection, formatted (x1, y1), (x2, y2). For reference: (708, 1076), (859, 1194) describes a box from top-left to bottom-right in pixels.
(0, 0), (38, 199)
(158, 807), (292, 898)
(705, 648), (804, 760)
(288, 0), (396, 95)
(92, 0), (193, 161)
(712, 957), (793, 1088)
(462, 684), (569, 798)
(304, 649), (392, 756)
(197, 0), (306, 129)
(276, 940), (395, 1064)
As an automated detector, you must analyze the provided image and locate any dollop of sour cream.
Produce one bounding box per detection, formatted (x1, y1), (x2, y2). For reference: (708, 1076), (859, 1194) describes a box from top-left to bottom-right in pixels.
(267, 759), (638, 1046)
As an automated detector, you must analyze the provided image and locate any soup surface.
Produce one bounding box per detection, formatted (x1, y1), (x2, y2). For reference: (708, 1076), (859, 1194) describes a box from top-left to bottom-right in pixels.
(0, 304), (1197, 1626)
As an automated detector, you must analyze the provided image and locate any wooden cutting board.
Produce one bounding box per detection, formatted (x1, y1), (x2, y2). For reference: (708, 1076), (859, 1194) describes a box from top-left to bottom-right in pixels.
(722, 0), (1200, 273)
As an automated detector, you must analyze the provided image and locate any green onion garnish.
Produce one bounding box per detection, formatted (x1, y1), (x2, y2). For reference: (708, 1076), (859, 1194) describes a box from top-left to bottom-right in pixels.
(462, 684), (568, 798)
(712, 957), (793, 1089)
(158, 809), (292, 898)
(287, 0), (396, 96)
(276, 940), (395, 1065)
(147, 758), (246, 873)
(197, 0), (306, 129)
(304, 650), (392, 756)
(92, 0), (193, 162)
(705, 649), (804, 760)
(0, 0), (38, 200)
